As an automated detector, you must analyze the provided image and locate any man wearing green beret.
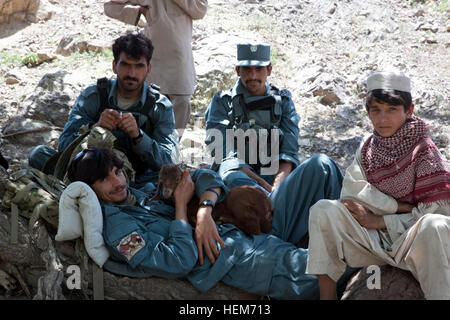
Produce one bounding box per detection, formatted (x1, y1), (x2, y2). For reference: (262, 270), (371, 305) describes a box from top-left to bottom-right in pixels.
(202, 43), (344, 261)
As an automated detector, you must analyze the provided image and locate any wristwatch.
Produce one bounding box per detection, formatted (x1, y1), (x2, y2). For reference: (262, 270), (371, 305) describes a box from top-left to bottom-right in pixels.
(132, 128), (144, 145)
(199, 199), (215, 208)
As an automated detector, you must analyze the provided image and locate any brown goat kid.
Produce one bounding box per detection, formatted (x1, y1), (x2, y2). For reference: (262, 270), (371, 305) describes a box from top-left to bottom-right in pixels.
(150, 164), (273, 235)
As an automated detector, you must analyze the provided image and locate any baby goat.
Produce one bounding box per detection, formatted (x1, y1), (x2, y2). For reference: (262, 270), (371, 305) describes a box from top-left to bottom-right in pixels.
(151, 164), (273, 235)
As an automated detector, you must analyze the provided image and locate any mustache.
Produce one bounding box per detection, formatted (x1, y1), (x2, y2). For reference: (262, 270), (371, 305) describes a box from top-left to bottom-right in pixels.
(123, 77), (139, 82)
(112, 185), (127, 193)
(245, 79), (261, 84)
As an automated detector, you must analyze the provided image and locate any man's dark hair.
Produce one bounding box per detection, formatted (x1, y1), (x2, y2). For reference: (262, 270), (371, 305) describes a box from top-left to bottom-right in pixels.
(112, 32), (154, 64)
(67, 148), (124, 186)
(366, 89), (412, 112)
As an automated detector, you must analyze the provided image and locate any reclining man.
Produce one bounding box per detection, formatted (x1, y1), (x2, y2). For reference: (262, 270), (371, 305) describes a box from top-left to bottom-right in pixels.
(66, 147), (353, 299)
(28, 32), (178, 187)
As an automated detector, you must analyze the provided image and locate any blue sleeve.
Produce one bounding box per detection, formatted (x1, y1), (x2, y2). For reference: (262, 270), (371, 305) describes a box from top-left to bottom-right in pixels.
(58, 85), (101, 151)
(132, 95), (178, 170)
(136, 220), (197, 277)
(205, 92), (251, 172)
(103, 206), (197, 278)
(278, 97), (300, 168)
(191, 168), (229, 203)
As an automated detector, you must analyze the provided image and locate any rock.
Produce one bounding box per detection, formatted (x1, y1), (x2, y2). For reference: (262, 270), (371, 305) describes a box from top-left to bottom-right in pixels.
(0, 0), (40, 24)
(422, 37), (437, 44)
(37, 52), (56, 64)
(418, 23), (439, 33)
(5, 75), (20, 85)
(413, 9), (425, 17)
(303, 72), (348, 106)
(56, 35), (108, 57)
(21, 71), (77, 128)
(341, 265), (425, 300)
(1, 116), (59, 146)
(28, 0), (58, 23)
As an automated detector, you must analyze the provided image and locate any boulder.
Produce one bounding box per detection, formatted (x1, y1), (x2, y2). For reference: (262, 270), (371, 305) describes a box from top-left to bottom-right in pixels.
(0, 0), (39, 23)
(21, 70), (78, 128)
(308, 73), (348, 106)
(56, 35), (109, 57)
(341, 265), (425, 300)
(0, 116), (59, 147)
(0, 0), (56, 24)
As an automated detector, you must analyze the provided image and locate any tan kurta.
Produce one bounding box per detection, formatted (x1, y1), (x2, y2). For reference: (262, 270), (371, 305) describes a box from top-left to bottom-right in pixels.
(104, 0), (208, 95)
(306, 146), (450, 300)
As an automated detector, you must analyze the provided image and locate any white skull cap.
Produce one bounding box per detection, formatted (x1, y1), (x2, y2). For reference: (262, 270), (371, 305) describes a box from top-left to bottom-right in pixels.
(367, 71), (411, 93)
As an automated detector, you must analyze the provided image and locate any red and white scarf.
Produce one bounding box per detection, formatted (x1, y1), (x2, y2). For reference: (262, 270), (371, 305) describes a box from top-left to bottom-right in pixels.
(361, 116), (450, 206)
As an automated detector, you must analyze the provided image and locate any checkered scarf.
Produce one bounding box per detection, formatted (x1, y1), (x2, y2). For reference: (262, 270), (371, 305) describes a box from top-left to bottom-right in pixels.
(361, 116), (450, 206)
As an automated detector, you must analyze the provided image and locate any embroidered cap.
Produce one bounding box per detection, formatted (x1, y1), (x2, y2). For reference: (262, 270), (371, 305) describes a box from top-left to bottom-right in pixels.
(236, 43), (271, 66)
(367, 71), (411, 93)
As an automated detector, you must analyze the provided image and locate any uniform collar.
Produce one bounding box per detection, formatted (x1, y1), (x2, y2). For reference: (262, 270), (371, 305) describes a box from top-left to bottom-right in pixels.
(108, 79), (148, 109)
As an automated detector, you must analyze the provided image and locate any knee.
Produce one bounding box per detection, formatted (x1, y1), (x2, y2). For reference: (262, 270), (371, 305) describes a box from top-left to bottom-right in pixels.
(28, 145), (56, 170)
(309, 199), (340, 227)
(297, 153), (334, 175)
(309, 153), (336, 170)
(419, 214), (450, 239)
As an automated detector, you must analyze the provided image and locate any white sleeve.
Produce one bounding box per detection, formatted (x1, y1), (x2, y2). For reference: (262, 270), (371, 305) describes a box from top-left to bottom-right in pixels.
(340, 146), (398, 215)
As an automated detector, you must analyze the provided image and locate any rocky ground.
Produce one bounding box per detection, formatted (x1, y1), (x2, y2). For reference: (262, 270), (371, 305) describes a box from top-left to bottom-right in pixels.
(0, 0), (449, 169)
(0, 0), (449, 299)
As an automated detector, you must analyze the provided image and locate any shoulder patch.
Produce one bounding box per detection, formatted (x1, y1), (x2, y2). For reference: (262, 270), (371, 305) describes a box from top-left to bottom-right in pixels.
(117, 230), (146, 261)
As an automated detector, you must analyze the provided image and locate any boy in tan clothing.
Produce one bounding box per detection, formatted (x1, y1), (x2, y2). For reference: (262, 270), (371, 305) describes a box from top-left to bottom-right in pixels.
(306, 71), (450, 300)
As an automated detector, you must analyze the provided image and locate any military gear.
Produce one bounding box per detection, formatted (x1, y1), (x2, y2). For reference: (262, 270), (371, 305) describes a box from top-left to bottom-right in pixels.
(0, 167), (65, 242)
(50, 125), (136, 185)
(225, 83), (288, 170)
(236, 43), (271, 67)
(0, 166), (106, 299)
(205, 79), (300, 182)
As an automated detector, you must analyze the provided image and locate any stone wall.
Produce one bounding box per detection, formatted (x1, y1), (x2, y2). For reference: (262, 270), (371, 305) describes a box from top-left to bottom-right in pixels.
(0, 0), (40, 24)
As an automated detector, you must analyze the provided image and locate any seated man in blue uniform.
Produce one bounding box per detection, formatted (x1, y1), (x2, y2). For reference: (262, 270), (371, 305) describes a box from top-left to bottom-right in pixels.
(66, 148), (353, 299)
(28, 32), (178, 187)
(203, 43), (343, 250)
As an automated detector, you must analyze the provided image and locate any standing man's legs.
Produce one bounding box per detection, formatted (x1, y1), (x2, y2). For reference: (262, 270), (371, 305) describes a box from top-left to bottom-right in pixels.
(166, 94), (191, 139)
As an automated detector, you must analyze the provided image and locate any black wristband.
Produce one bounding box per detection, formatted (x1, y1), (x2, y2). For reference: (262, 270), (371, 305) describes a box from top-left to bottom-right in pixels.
(199, 199), (215, 208)
(132, 129), (144, 145)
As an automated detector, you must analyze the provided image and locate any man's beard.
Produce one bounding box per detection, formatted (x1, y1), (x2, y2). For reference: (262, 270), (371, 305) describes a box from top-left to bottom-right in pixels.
(118, 76), (143, 92)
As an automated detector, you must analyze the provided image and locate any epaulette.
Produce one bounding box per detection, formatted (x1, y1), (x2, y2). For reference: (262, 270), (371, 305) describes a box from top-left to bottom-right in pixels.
(156, 93), (173, 109)
(279, 89), (292, 98)
(219, 89), (232, 99)
(148, 82), (160, 94)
